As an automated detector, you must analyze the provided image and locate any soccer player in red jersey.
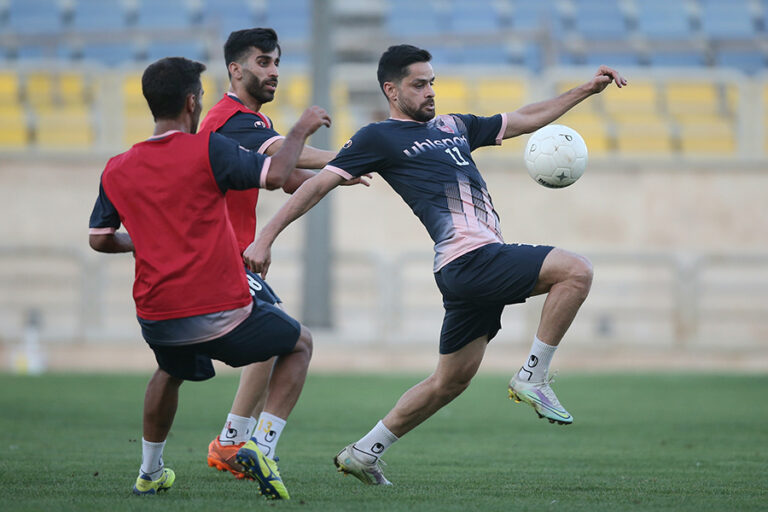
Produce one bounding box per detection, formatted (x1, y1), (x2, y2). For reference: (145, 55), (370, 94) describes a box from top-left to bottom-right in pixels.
(244, 45), (625, 486)
(200, 28), (368, 480)
(88, 57), (330, 499)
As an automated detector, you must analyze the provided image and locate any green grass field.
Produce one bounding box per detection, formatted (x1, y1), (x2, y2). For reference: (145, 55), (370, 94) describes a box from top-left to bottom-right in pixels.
(1, 372), (766, 511)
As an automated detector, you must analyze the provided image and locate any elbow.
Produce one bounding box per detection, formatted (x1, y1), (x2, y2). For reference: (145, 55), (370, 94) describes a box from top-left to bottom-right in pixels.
(89, 234), (111, 253)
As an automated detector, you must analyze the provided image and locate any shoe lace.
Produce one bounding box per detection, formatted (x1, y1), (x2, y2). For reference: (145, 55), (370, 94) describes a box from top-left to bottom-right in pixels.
(539, 372), (564, 409)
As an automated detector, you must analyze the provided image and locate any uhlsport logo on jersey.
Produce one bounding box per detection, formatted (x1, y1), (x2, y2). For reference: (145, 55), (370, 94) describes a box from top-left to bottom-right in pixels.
(402, 134), (469, 158)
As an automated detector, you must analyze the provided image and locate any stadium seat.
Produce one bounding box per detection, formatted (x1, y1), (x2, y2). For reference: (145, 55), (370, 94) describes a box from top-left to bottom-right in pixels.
(473, 77), (527, 116)
(202, 0), (268, 39)
(58, 72), (89, 106)
(663, 82), (720, 116)
(449, 0), (499, 33)
(121, 73), (146, 113)
(557, 110), (611, 154)
(387, 0), (445, 36)
(0, 70), (21, 106)
(715, 48), (767, 74)
(140, 40), (208, 63)
(79, 41), (138, 66)
(135, 0), (194, 29)
(0, 104), (29, 148)
(6, 0), (63, 34)
(570, 0), (628, 40)
(699, 0), (755, 38)
(24, 72), (55, 107)
(33, 104), (93, 149)
(648, 49), (707, 68)
(434, 77), (470, 114)
(267, 0), (310, 42)
(635, 0), (693, 37)
(601, 81), (659, 115)
(613, 117), (673, 154)
(677, 116), (736, 155)
(71, 0), (128, 30)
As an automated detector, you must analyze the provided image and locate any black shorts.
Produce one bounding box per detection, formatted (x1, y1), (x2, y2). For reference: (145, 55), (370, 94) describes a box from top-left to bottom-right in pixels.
(147, 298), (300, 381)
(246, 268), (281, 304)
(434, 243), (554, 354)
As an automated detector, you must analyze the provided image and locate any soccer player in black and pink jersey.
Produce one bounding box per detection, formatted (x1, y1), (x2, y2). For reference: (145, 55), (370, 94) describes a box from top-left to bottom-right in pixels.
(88, 56), (330, 499)
(199, 28), (367, 481)
(245, 44), (626, 486)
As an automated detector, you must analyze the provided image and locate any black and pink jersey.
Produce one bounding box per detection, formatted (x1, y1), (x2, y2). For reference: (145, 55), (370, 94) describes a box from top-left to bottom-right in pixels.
(326, 113), (508, 271)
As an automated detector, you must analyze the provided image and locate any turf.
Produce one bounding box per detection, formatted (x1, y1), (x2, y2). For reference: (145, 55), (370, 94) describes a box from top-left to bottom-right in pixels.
(0, 372), (766, 511)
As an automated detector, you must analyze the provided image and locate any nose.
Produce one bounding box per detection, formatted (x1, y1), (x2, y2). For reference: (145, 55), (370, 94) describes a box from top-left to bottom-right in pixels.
(426, 84), (435, 98)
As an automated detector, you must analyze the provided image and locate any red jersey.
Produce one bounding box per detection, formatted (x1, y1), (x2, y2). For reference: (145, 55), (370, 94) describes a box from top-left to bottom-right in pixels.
(200, 93), (282, 253)
(96, 131), (261, 320)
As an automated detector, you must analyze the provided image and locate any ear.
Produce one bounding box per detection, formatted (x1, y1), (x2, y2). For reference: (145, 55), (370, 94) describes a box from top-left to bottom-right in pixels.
(382, 81), (397, 102)
(228, 61), (241, 80)
(186, 93), (197, 113)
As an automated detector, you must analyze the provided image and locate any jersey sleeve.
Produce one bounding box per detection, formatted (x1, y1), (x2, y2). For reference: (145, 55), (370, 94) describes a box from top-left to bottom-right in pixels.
(217, 111), (284, 153)
(324, 125), (387, 180)
(208, 131), (271, 193)
(88, 179), (121, 234)
(452, 113), (506, 151)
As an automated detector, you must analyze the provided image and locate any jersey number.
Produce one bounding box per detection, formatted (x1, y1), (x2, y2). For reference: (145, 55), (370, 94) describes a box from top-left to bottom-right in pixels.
(445, 147), (469, 166)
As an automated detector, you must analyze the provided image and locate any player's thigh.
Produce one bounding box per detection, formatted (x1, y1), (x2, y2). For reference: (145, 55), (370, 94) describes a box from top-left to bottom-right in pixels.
(530, 247), (593, 296)
(147, 342), (216, 382)
(201, 301), (301, 368)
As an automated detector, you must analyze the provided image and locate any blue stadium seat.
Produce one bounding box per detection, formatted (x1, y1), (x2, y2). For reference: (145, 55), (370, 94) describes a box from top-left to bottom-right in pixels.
(715, 48), (767, 74)
(71, 0), (128, 31)
(635, 0), (692, 38)
(141, 40), (208, 63)
(508, 0), (552, 31)
(583, 50), (642, 67)
(699, 0), (755, 38)
(7, 0), (62, 34)
(79, 41), (137, 66)
(201, 0), (267, 40)
(135, 0), (194, 29)
(387, 0), (446, 36)
(267, 0), (310, 42)
(570, 0), (628, 40)
(648, 49), (707, 67)
(450, 0), (499, 33)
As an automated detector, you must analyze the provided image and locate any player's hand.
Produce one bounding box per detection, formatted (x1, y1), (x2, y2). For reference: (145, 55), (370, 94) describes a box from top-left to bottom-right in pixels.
(295, 106), (331, 138)
(243, 239), (272, 278)
(339, 173), (372, 187)
(588, 65), (627, 94)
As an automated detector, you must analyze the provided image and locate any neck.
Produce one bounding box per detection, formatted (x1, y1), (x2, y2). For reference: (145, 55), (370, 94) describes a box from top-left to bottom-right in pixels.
(153, 118), (190, 136)
(389, 105), (419, 123)
(230, 85), (262, 113)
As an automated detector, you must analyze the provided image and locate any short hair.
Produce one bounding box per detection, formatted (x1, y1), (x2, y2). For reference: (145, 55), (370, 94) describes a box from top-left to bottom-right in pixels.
(377, 44), (432, 95)
(224, 28), (281, 73)
(142, 57), (206, 120)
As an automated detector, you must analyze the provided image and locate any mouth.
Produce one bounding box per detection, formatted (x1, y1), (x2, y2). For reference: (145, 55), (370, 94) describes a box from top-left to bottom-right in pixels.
(264, 81), (278, 92)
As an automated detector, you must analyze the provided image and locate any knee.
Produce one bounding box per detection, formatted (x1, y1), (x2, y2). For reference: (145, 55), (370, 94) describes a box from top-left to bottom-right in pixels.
(296, 325), (313, 360)
(433, 372), (473, 401)
(568, 255), (593, 296)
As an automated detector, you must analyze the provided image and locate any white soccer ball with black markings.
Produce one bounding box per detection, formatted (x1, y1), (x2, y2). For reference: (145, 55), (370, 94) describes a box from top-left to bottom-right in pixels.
(524, 124), (588, 188)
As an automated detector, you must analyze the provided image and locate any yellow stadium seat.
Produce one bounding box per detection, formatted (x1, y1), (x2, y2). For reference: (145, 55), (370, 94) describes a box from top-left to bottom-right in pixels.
(434, 77), (469, 114)
(58, 72), (88, 106)
(0, 71), (21, 106)
(122, 115), (154, 147)
(558, 111), (611, 154)
(614, 118), (673, 154)
(473, 78), (527, 116)
(284, 74), (309, 111)
(25, 72), (55, 107)
(34, 105), (93, 149)
(0, 104), (29, 148)
(677, 117), (736, 155)
(664, 82), (719, 115)
(122, 73), (145, 112)
(602, 81), (659, 115)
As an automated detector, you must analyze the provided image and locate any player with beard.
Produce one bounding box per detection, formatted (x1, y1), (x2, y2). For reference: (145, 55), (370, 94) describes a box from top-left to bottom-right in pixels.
(201, 28), (368, 481)
(243, 44), (626, 485)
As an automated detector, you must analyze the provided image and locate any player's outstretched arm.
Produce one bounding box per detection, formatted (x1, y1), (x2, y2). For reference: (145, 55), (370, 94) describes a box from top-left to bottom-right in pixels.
(243, 169), (344, 277)
(263, 106), (331, 190)
(502, 65), (627, 139)
(89, 232), (134, 253)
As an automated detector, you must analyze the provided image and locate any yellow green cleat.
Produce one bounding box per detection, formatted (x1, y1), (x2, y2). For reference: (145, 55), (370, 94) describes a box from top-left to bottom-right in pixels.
(132, 467), (175, 495)
(235, 440), (290, 500)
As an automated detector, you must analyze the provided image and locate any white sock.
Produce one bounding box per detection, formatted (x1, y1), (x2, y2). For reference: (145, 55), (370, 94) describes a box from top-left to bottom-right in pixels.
(353, 420), (398, 464)
(219, 413), (252, 445)
(253, 412), (286, 460)
(140, 438), (165, 477)
(517, 336), (557, 382)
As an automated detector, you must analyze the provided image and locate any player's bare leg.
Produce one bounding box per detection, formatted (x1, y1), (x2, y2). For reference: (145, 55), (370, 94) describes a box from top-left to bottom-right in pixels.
(509, 248), (593, 424)
(134, 368), (182, 495)
(334, 336), (487, 485)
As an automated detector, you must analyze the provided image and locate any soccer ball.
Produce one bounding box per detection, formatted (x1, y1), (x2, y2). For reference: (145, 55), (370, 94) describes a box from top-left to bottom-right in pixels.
(524, 124), (588, 188)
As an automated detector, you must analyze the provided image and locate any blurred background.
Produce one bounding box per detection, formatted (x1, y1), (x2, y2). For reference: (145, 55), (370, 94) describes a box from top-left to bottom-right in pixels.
(1, 0), (767, 374)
